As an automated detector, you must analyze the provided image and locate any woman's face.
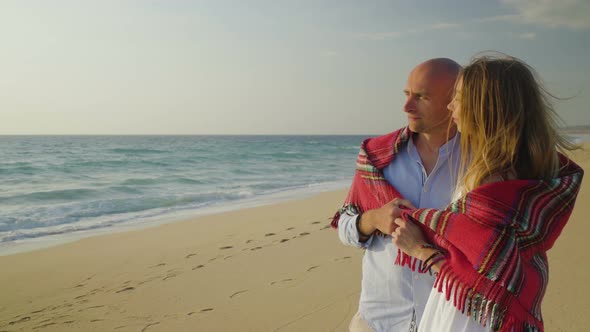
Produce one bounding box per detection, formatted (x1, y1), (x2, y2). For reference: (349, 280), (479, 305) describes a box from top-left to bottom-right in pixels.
(447, 77), (462, 132)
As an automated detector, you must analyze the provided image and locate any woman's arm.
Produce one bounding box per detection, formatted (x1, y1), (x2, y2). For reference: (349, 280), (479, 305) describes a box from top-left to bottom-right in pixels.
(393, 218), (445, 273)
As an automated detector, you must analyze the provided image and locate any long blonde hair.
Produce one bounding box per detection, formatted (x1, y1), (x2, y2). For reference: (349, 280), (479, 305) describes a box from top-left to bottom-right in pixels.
(455, 55), (577, 194)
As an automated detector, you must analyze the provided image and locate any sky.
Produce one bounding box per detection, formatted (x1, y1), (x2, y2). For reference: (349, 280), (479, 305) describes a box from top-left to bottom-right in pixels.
(1, 0), (589, 135)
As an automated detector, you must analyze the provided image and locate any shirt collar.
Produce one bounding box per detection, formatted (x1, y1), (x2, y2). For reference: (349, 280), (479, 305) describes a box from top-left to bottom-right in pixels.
(407, 132), (460, 162)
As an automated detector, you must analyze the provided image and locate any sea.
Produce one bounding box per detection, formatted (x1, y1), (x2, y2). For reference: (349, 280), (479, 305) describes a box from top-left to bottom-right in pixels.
(2, 133), (588, 256)
(0, 135), (365, 255)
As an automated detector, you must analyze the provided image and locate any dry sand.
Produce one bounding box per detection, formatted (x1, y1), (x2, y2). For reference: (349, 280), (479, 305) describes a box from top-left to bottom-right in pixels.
(1, 145), (589, 332)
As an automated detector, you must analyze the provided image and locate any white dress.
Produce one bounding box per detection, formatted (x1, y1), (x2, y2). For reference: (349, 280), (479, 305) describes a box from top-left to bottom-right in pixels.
(419, 189), (491, 332)
(418, 286), (491, 332)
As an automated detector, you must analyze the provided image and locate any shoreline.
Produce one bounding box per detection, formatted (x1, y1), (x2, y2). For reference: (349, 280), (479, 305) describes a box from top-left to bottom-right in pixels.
(0, 179), (351, 257)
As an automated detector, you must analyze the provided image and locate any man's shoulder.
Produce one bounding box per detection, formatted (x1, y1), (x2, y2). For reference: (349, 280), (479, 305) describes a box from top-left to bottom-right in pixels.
(362, 127), (409, 152)
(357, 127), (410, 169)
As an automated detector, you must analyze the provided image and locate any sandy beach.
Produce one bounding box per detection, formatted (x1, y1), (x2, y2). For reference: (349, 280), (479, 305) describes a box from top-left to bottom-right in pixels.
(1, 145), (589, 332)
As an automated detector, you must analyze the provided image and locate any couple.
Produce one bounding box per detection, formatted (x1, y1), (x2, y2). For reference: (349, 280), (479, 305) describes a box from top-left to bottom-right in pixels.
(333, 55), (584, 332)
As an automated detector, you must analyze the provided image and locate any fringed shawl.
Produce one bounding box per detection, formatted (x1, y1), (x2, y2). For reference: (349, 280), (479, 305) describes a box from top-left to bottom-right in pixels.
(400, 155), (583, 331)
(331, 127), (411, 234)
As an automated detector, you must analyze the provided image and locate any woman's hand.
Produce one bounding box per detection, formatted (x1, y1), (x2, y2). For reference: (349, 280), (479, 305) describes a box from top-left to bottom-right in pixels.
(392, 217), (428, 259)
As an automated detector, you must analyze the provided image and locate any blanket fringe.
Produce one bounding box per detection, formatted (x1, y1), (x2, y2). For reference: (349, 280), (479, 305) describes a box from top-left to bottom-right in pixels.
(429, 263), (544, 332)
(394, 249), (431, 274)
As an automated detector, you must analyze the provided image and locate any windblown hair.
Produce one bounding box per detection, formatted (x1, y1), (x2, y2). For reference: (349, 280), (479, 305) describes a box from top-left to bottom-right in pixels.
(455, 55), (577, 194)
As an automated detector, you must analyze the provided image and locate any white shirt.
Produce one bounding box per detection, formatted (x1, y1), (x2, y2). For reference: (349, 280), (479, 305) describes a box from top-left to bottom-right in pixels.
(338, 134), (461, 332)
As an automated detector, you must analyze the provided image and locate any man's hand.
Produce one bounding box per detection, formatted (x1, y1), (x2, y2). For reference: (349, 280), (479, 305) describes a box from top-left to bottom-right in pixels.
(358, 198), (416, 237)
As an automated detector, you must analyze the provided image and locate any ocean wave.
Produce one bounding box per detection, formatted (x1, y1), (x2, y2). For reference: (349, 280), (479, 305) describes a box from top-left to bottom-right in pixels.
(120, 176), (205, 186)
(1, 190), (259, 231)
(1, 224), (112, 242)
(110, 148), (168, 154)
(120, 178), (160, 186)
(0, 165), (43, 175)
(1, 188), (101, 204)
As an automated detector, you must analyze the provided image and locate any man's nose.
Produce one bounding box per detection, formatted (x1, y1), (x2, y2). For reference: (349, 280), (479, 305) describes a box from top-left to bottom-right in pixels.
(403, 98), (415, 113)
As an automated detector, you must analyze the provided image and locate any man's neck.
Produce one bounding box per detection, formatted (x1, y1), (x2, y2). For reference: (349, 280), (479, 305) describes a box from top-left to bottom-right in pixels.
(413, 126), (457, 175)
(414, 127), (456, 153)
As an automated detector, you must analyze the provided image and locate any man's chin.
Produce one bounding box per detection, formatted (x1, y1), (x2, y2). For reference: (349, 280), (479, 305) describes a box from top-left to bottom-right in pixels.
(407, 123), (423, 133)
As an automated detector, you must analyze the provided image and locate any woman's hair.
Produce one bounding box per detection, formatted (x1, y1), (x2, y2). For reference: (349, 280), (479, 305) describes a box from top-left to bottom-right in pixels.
(455, 54), (577, 195)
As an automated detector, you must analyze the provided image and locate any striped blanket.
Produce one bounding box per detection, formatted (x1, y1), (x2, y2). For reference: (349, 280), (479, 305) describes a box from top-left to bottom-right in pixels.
(331, 126), (584, 331)
(400, 154), (583, 331)
(331, 127), (411, 233)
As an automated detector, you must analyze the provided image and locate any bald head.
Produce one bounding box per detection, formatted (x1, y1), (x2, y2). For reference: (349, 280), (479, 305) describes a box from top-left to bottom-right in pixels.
(412, 58), (461, 85)
(403, 58), (461, 136)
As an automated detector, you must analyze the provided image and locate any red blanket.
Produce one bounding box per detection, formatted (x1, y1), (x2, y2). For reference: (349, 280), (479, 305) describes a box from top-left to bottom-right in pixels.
(331, 127), (425, 270)
(401, 155), (583, 331)
(331, 127), (410, 234)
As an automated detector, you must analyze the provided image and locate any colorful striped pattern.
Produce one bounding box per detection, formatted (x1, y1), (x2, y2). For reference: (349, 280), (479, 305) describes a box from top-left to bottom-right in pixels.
(331, 127), (411, 239)
(401, 155), (584, 332)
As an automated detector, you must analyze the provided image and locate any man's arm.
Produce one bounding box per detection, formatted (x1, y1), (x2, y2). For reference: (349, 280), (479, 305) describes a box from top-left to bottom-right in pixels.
(338, 213), (373, 248)
(338, 198), (416, 247)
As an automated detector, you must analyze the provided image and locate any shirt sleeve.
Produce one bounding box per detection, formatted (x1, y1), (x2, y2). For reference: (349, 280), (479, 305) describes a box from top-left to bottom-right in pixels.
(338, 213), (373, 248)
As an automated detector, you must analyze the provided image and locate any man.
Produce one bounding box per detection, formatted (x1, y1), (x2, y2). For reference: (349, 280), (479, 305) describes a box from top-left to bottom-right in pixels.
(332, 58), (461, 332)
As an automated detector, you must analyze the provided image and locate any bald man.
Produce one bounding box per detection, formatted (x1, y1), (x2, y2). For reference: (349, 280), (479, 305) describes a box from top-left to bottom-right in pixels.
(334, 58), (462, 332)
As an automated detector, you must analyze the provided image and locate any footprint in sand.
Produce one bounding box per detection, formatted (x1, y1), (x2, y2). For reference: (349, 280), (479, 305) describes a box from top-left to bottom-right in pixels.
(84, 305), (105, 311)
(250, 246), (263, 251)
(307, 265), (320, 272)
(335, 256), (352, 262)
(280, 239), (290, 243)
(219, 246), (233, 250)
(286, 227), (295, 230)
(265, 233), (276, 237)
(148, 263), (166, 269)
(9, 316), (31, 325)
(200, 308), (214, 312)
(185, 253), (197, 259)
(299, 232), (310, 236)
(162, 274), (178, 281)
(320, 225), (331, 230)
(270, 278), (294, 285)
(33, 322), (56, 329)
(245, 239), (253, 244)
(141, 322), (160, 331)
(116, 287), (135, 294)
(192, 264), (205, 270)
(229, 290), (248, 299)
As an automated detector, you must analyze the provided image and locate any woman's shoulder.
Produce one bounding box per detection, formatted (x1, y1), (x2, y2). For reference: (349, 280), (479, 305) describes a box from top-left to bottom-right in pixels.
(482, 170), (517, 185)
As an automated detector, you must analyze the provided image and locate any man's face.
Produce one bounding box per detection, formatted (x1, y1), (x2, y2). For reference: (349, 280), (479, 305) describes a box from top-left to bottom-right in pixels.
(403, 66), (454, 134)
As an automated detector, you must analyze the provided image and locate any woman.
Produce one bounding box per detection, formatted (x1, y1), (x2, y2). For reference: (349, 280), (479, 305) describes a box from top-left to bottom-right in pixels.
(392, 55), (584, 332)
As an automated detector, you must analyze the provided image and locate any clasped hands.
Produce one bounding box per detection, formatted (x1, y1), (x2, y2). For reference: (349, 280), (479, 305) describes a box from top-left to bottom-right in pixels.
(360, 198), (428, 258)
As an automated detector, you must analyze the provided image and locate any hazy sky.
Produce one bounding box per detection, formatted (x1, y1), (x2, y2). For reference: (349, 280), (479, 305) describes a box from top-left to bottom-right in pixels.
(1, 0), (589, 135)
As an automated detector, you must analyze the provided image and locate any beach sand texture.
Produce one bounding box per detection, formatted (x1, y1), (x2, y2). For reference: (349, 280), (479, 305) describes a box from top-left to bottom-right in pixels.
(1, 144), (588, 331)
